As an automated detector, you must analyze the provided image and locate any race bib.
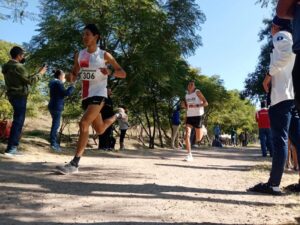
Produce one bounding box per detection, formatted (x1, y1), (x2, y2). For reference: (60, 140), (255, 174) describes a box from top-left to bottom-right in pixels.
(81, 69), (96, 80)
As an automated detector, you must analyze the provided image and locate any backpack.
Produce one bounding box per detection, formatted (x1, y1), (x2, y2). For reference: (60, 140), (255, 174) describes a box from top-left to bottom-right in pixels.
(0, 120), (12, 140)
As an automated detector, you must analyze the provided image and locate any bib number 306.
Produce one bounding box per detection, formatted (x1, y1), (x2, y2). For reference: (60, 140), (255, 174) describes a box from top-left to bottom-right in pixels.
(82, 71), (95, 80)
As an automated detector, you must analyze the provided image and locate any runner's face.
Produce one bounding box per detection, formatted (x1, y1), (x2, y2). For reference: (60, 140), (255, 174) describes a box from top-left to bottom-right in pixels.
(83, 29), (98, 47)
(187, 82), (195, 92)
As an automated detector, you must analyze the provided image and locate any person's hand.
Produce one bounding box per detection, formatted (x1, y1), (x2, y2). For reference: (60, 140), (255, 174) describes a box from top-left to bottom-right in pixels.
(263, 74), (272, 93)
(100, 68), (111, 76)
(39, 65), (47, 75)
(66, 73), (77, 83)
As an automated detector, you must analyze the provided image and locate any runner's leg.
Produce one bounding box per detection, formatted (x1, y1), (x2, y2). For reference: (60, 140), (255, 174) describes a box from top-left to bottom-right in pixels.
(185, 125), (192, 154)
(75, 103), (104, 157)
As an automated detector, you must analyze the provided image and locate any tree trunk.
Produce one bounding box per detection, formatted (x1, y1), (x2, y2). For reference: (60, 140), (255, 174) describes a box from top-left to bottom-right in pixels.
(145, 110), (154, 149)
(154, 98), (164, 148)
(149, 108), (156, 149)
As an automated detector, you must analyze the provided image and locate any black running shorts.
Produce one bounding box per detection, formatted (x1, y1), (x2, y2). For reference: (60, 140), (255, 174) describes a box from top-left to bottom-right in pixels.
(186, 116), (203, 128)
(82, 96), (106, 111)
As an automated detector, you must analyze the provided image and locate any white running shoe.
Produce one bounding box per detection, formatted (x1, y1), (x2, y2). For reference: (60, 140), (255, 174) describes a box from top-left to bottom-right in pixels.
(184, 154), (193, 162)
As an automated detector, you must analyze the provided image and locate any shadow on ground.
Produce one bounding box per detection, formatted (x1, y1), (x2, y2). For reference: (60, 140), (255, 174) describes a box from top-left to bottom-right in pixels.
(0, 218), (299, 225)
(0, 160), (297, 208)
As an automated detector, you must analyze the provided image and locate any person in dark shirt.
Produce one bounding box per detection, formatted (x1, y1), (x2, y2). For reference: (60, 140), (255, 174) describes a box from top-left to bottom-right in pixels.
(98, 88), (115, 150)
(230, 128), (237, 146)
(48, 69), (75, 151)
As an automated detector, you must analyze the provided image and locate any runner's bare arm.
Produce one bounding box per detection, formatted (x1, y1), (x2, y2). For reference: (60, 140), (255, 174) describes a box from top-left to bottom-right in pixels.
(276, 0), (298, 19)
(196, 90), (208, 107)
(68, 53), (80, 82)
(104, 52), (126, 79)
(181, 100), (187, 109)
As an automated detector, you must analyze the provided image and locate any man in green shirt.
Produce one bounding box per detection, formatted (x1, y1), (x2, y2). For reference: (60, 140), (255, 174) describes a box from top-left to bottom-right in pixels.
(2, 46), (46, 156)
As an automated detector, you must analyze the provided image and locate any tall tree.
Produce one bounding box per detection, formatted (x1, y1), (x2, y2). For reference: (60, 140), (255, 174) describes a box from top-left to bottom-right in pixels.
(0, 40), (16, 65)
(27, 0), (206, 148)
(242, 1), (276, 101)
(0, 0), (36, 22)
(242, 18), (273, 101)
(0, 40), (16, 118)
(209, 90), (257, 134)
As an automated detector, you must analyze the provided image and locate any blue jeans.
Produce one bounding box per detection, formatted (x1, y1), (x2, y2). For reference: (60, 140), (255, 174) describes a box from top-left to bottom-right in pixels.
(7, 96), (27, 151)
(258, 128), (273, 157)
(49, 109), (62, 147)
(268, 100), (300, 186)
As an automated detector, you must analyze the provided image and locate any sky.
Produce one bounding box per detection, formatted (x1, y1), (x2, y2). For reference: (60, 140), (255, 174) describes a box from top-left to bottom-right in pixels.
(0, 0), (273, 91)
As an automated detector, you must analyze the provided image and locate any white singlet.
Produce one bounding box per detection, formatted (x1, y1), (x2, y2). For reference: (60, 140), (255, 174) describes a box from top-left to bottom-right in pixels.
(78, 47), (107, 99)
(185, 89), (204, 117)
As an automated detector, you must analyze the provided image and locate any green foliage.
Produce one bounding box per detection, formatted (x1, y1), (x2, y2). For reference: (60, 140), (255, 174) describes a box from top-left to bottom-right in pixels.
(242, 3), (275, 101)
(1, 0), (260, 147)
(0, 40), (15, 118)
(0, 0), (37, 22)
(194, 74), (228, 121)
(26, 0), (206, 147)
(62, 83), (82, 121)
(0, 40), (16, 65)
(208, 90), (257, 134)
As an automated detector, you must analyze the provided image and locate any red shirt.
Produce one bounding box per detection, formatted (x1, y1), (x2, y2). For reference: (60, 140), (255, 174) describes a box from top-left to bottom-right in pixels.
(255, 108), (271, 129)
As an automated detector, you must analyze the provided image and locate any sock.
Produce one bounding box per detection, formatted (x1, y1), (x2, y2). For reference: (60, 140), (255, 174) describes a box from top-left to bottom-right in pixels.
(70, 156), (80, 167)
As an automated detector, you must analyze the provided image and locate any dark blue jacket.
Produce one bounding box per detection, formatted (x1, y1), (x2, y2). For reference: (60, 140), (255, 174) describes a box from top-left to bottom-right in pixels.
(48, 79), (75, 111)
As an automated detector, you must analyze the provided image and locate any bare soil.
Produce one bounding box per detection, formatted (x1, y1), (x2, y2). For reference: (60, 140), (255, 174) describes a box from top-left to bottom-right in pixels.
(0, 115), (299, 225)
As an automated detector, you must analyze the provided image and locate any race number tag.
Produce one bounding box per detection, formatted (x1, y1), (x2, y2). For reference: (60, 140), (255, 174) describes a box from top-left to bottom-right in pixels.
(81, 69), (96, 80)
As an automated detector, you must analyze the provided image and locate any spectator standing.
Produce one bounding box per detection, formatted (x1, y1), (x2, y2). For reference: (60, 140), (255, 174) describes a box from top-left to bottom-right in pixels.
(2, 46), (47, 156)
(249, 16), (300, 195)
(255, 101), (273, 157)
(48, 69), (75, 152)
(213, 124), (221, 141)
(230, 128), (237, 146)
(98, 88), (115, 150)
(277, 0), (300, 111)
(171, 105), (181, 149)
(117, 107), (129, 150)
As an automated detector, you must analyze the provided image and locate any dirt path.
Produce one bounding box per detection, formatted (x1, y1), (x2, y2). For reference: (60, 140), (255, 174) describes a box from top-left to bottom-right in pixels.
(0, 141), (299, 225)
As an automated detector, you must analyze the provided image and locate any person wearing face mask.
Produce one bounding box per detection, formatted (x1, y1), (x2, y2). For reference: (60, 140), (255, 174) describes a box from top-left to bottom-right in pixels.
(248, 16), (300, 195)
(48, 69), (75, 152)
(1, 46), (47, 156)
